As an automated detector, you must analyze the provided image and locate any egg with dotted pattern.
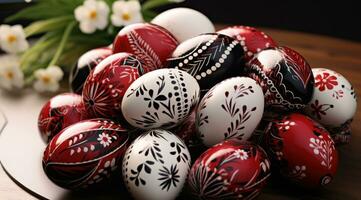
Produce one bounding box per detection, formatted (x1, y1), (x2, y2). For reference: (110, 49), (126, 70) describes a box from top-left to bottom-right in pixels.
(42, 119), (130, 190)
(304, 68), (357, 144)
(167, 33), (245, 95)
(121, 68), (200, 129)
(218, 25), (277, 61)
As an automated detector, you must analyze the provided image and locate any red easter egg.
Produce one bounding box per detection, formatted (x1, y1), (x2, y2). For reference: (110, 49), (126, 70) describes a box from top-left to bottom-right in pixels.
(38, 93), (85, 143)
(264, 113), (338, 188)
(218, 26), (277, 61)
(113, 23), (178, 73)
(188, 140), (271, 199)
(82, 52), (145, 120)
(43, 119), (130, 189)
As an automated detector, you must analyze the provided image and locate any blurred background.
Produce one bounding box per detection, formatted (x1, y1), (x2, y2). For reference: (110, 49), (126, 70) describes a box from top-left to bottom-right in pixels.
(0, 0), (360, 42)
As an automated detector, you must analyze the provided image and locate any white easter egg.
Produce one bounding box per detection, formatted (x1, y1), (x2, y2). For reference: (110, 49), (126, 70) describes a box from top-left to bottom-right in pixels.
(122, 129), (191, 200)
(151, 8), (215, 42)
(122, 68), (200, 129)
(196, 77), (264, 146)
(304, 68), (357, 144)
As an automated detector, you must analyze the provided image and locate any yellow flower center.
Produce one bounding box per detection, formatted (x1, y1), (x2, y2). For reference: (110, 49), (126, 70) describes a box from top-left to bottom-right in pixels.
(41, 75), (51, 84)
(7, 34), (17, 43)
(122, 13), (131, 21)
(5, 71), (14, 79)
(89, 10), (97, 19)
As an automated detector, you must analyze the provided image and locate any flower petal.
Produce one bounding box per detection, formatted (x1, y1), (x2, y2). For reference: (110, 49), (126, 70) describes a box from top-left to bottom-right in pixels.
(80, 21), (97, 34)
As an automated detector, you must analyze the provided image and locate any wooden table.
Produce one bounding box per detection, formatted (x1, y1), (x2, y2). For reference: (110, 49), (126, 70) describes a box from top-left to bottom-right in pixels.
(0, 28), (360, 200)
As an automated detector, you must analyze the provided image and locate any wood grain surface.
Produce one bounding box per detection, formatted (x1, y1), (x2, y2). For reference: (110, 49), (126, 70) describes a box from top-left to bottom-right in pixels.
(0, 27), (360, 200)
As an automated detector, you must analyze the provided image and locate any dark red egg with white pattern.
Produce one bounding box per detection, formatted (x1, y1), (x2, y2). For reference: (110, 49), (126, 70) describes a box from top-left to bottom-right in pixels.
(113, 23), (178, 73)
(82, 52), (145, 120)
(38, 93), (85, 143)
(188, 140), (271, 199)
(42, 119), (130, 189)
(69, 47), (112, 94)
(218, 26), (277, 61)
(244, 46), (314, 111)
(264, 113), (338, 188)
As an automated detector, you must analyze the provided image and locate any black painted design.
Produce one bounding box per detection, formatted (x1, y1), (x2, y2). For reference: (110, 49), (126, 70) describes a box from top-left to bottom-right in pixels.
(158, 165), (180, 191)
(170, 142), (189, 163)
(129, 160), (154, 186)
(139, 140), (165, 164)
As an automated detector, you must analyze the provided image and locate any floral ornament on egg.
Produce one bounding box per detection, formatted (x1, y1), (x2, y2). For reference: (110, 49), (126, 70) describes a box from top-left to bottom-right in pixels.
(0, 24), (29, 53)
(33, 66), (64, 93)
(111, 0), (143, 27)
(0, 54), (24, 90)
(74, 0), (110, 34)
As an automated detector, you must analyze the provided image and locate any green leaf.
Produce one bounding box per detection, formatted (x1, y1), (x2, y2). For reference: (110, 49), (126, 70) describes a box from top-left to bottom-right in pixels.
(142, 0), (179, 11)
(24, 16), (74, 37)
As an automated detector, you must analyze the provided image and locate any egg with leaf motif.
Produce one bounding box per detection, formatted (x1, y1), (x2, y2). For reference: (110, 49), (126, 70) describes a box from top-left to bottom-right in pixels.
(304, 68), (357, 144)
(188, 139), (271, 200)
(122, 129), (191, 200)
(122, 68), (200, 129)
(264, 113), (338, 188)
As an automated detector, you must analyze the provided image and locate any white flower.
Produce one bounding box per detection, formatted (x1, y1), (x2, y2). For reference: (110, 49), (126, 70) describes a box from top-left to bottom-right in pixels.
(111, 0), (143, 27)
(234, 149), (248, 160)
(0, 54), (24, 90)
(0, 24), (29, 53)
(75, 0), (110, 34)
(33, 66), (64, 93)
(97, 132), (112, 147)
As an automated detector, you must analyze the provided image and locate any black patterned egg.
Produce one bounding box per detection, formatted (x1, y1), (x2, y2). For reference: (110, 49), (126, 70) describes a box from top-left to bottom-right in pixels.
(245, 46), (314, 111)
(121, 68), (200, 129)
(122, 129), (191, 200)
(167, 33), (245, 95)
(69, 47), (113, 94)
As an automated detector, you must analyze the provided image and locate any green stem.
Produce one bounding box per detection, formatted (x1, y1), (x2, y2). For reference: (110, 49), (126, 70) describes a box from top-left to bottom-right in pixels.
(48, 21), (76, 67)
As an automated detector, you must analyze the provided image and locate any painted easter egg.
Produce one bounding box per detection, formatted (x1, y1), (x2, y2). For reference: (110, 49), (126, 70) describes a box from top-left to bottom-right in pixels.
(188, 139), (271, 199)
(218, 25), (277, 61)
(245, 46), (314, 111)
(122, 129), (191, 200)
(264, 113), (338, 188)
(42, 119), (130, 189)
(122, 68), (200, 129)
(151, 8), (215, 42)
(304, 68), (357, 144)
(113, 23), (178, 72)
(168, 33), (245, 94)
(38, 93), (85, 143)
(196, 77), (264, 147)
(69, 47), (113, 94)
(82, 52), (145, 120)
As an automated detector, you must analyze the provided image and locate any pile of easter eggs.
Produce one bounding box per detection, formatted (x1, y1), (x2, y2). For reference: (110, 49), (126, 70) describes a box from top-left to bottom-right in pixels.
(38, 7), (357, 200)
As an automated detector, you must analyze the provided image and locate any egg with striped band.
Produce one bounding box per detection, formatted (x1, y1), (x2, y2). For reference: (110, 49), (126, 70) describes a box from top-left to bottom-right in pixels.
(122, 68), (200, 129)
(167, 33), (245, 95)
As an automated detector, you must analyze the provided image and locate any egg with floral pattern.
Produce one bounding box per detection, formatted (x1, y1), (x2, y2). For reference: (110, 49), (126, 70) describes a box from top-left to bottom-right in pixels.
(196, 77), (264, 147)
(188, 139), (271, 200)
(38, 93), (85, 143)
(264, 113), (338, 188)
(122, 129), (191, 200)
(122, 68), (200, 129)
(304, 68), (357, 144)
(167, 33), (245, 95)
(245, 47), (314, 111)
(218, 25), (277, 61)
(69, 47), (113, 94)
(82, 52), (145, 120)
(42, 119), (130, 189)
(113, 23), (178, 73)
